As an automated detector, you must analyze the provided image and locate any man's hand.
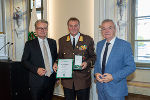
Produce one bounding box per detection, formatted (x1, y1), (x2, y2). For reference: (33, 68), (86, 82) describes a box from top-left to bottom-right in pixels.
(81, 62), (87, 69)
(95, 73), (103, 83)
(37, 68), (46, 76)
(102, 73), (113, 83)
(53, 62), (58, 72)
(95, 73), (113, 83)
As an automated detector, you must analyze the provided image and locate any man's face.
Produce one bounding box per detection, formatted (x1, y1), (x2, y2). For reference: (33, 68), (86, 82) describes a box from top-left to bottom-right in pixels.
(101, 21), (116, 42)
(35, 22), (48, 39)
(68, 20), (80, 37)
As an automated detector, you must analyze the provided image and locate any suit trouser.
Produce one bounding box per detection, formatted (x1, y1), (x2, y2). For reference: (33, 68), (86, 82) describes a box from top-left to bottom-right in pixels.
(63, 85), (90, 100)
(97, 86), (125, 100)
(30, 72), (56, 100)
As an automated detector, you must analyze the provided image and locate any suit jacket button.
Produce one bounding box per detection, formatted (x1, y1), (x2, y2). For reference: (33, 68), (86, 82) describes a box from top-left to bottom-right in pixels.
(64, 53), (66, 54)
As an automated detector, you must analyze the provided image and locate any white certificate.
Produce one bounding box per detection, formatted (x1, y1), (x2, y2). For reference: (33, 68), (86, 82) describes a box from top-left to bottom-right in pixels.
(75, 55), (82, 65)
(56, 59), (73, 78)
(74, 55), (82, 70)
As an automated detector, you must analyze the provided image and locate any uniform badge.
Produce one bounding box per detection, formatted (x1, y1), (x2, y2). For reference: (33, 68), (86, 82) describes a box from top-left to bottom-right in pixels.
(66, 36), (70, 41)
(79, 45), (87, 50)
(79, 36), (83, 41)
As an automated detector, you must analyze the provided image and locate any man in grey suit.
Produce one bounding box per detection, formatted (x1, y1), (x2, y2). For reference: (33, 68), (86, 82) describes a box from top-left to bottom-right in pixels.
(94, 19), (136, 100)
(22, 19), (57, 100)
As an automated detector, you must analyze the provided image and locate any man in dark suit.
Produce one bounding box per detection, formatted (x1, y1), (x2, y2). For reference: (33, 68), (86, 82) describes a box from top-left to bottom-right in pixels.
(53, 17), (96, 100)
(22, 19), (57, 100)
(94, 19), (136, 100)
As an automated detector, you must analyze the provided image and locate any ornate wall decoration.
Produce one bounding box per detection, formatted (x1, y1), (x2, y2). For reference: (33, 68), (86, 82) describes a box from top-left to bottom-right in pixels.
(13, 6), (27, 38)
(9, 0), (28, 61)
(115, 0), (129, 40)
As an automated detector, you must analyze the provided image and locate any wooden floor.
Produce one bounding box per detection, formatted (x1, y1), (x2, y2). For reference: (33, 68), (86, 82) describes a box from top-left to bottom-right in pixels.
(126, 93), (150, 100)
(52, 95), (65, 100)
(52, 93), (150, 100)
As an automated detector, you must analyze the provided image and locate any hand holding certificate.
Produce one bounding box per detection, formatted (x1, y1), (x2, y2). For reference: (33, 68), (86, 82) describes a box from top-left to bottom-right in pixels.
(56, 59), (73, 78)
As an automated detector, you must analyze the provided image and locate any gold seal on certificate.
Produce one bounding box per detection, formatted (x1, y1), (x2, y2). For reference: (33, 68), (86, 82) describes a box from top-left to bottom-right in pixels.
(56, 59), (73, 78)
(73, 55), (82, 70)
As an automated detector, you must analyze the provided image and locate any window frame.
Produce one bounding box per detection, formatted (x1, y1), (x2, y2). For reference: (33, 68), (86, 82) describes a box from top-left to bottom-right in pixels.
(29, 0), (43, 19)
(131, 0), (150, 68)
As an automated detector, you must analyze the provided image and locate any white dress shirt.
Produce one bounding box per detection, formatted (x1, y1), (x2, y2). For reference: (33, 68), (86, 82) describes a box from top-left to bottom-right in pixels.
(38, 37), (53, 72)
(70, 32), (80, 46)
(101, 37), (116, 68)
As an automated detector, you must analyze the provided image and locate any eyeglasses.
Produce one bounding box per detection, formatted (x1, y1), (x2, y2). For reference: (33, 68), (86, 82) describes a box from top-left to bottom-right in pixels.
(68, 24), (79, 28)
(101, 26), (114, 31)
(36, 27), (48, 31)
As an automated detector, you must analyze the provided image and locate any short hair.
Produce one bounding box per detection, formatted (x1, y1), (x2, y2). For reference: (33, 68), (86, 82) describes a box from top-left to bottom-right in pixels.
(67, 17), (80, 26)
(101, 19), (116, 29)
(35, 19), (48, 28)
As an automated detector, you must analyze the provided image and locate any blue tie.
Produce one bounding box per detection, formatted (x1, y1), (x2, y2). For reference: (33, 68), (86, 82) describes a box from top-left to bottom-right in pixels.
(102, 42), (110, 74)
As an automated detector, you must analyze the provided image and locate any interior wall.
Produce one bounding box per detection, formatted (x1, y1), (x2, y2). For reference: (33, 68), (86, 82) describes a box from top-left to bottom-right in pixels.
(47, 0), (94, 97)
(96, 0), (150, 96)
(47, 0), (94, 44)
(47, 0), (150, 97)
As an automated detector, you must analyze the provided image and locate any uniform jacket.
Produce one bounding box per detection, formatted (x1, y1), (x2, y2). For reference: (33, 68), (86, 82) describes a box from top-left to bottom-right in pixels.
(94, 37), (136, 97)
(58, 33), (96, 90)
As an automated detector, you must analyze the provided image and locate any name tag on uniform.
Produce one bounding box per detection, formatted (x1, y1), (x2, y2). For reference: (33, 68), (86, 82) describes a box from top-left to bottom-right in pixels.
(74, 55), (82, 70)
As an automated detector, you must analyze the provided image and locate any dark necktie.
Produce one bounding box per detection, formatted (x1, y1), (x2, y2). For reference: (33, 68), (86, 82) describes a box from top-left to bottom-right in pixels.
(102, 42), (110, 74)
(73, 38), (75, 49)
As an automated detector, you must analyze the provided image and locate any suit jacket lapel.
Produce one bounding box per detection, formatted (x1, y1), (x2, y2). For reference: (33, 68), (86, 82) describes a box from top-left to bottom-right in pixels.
(47, 38), (56, 64)
(96, 39), (106, 73)
(66, 34), (74, 51)
(34, 38), (45, 66)
(99, 40), (106, 71)
(76, 33), (83, 48)
(47, 38), (52, 55)
(106, 38), (119, 68)
(35, 38), (43, 56)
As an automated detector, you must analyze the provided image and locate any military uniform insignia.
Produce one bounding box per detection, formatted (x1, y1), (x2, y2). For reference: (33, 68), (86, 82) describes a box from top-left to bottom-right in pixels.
(79, 45), (87, 50)
(79, 36), (83, 41)
(66, 36), (70, 41)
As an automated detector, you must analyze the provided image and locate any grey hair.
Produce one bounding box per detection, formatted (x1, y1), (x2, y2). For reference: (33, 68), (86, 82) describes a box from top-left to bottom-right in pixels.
(101, 19), (116, 29)
(35, 19), (48, 28)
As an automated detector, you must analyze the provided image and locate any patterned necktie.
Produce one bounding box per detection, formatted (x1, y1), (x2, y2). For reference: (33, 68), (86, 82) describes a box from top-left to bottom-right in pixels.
(43, 40), (51, 77)
(102, 42), (110, 74)
(73, 38), (75, 49)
